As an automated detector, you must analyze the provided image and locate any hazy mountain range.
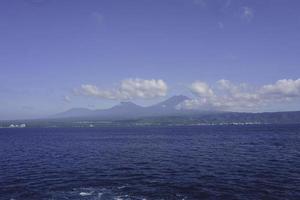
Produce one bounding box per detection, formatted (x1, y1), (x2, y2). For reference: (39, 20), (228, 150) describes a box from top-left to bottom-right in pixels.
(53, 95), (300, 124)
(1, 95), (300, 128)
(54, 95), (192, 119)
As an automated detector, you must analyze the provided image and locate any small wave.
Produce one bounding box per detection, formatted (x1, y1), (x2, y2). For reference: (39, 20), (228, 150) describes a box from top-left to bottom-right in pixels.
(79, 191), (93, 196)
(47, 187), (149, 200)
(117, 185), (127, 189)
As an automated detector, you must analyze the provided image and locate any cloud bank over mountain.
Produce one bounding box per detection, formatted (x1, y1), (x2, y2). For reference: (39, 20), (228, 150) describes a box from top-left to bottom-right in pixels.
(72, 78), (300, 112)
(75, 79), (168, 100)
(178, 79), (300, 111)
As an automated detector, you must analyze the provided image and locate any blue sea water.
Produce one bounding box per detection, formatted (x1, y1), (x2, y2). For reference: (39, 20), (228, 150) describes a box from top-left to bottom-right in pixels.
(0, 125), (300, 200)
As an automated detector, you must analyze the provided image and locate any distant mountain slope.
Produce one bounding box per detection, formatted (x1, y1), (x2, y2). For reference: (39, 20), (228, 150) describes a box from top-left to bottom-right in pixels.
(53, 95), (189, 119)
(91, 101), (145, 118)
(145, 95), (190, 116)
(53, 108), (93, 118)
(149, 95), (189, 109)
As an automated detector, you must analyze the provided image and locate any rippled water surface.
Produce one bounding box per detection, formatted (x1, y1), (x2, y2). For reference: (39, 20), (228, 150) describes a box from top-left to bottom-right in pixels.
(0, 125), (300, 200)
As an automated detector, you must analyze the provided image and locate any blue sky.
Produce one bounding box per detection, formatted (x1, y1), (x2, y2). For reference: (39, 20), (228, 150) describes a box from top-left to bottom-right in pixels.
(0, 0), (300, 119)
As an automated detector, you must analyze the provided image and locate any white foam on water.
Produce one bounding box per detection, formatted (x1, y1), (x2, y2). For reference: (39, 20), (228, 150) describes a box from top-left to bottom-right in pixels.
(47, 186), (150, 200)
(79, 191), (93, 196)
(98, 192), (103, 197)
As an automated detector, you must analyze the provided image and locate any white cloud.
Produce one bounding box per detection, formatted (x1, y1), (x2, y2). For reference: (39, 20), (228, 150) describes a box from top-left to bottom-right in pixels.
(242, 6), (254, 21)
(63, 95), (71, 103)
(190, 81), (214, 98)
(260, 79), (300, 98)
(179, 79), (300, 111)
(75, 78), (168, 100)
(217, 79), (249, 95)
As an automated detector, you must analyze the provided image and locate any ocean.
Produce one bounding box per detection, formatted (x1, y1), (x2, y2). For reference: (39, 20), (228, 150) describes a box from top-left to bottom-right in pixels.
(0, 125), (299, 200)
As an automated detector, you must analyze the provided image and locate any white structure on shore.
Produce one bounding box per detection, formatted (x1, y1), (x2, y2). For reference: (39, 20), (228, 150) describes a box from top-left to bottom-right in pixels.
(9, 123), (27, 128)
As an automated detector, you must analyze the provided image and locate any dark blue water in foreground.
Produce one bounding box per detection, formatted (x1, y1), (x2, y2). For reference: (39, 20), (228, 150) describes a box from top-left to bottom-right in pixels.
(0, 125), (300, 200)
